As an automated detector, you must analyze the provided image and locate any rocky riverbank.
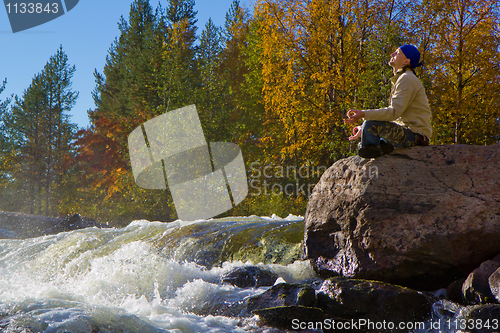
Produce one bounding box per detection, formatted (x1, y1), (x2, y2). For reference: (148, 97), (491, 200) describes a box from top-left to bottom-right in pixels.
(218, 261), (500, 332)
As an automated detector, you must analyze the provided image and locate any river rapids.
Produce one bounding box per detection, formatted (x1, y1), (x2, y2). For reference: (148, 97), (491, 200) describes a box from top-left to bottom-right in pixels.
(0, 215), (319, 332)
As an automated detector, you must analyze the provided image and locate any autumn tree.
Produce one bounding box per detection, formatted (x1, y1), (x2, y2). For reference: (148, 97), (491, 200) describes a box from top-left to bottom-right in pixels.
(248, 0), (376, 211)
(254, 0), (375, 167)
(416, 0), (500, 144)
(65, 0), (500, 221)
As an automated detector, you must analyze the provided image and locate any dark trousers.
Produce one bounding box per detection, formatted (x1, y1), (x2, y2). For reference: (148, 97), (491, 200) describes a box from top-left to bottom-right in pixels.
(361, 120), (423, 148)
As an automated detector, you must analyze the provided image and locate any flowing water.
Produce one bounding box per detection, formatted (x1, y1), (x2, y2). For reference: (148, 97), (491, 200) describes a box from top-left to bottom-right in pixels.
(0, 215), (319, 333)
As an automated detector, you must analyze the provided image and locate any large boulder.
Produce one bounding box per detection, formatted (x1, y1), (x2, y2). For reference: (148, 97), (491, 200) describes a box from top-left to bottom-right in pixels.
(304, 144), (500, 290)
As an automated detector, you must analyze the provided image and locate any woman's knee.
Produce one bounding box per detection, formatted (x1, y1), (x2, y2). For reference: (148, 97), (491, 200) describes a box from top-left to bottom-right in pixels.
(362, 120), (390, 132)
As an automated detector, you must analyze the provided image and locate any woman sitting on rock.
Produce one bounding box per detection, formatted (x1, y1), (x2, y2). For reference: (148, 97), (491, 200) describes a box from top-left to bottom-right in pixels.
(344, 45), (432, 158)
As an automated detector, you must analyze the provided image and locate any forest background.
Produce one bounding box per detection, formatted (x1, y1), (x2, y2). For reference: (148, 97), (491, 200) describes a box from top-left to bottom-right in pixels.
(1, 0), (499, 226)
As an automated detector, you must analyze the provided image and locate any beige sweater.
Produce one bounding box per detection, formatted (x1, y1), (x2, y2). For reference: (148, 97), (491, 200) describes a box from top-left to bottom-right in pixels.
(363, 68), (433, 139)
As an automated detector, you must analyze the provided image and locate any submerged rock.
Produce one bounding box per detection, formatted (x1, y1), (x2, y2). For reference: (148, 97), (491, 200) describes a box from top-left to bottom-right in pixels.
(220, 266), (279, 288)
(155, 218), (304, 268)
(304, 144), (500, 290)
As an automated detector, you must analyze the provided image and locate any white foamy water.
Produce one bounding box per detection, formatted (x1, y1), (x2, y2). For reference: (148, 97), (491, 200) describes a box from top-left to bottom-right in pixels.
(0, 216), (318, 332)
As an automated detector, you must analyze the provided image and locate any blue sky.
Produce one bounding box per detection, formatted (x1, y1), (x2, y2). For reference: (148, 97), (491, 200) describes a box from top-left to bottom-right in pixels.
(0, 0), (252, 128)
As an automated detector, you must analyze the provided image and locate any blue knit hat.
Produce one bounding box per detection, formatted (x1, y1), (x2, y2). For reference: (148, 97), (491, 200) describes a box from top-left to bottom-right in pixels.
(400, 45), (422, 69)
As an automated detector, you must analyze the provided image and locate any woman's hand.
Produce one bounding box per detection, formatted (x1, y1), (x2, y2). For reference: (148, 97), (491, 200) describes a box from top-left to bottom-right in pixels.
(349, 126), (362, 141)
(344, 110), (365, 124)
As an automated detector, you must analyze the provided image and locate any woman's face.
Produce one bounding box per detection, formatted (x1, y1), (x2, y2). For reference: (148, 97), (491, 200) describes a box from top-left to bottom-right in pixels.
(388, 48), (410, 70)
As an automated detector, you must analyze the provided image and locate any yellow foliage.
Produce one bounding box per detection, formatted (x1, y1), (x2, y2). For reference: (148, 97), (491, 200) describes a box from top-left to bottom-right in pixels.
(254, 0), (390, 164)
(410, 0), (500, 144)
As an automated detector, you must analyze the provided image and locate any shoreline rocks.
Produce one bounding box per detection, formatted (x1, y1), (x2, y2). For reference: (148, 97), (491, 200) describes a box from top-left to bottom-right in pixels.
(210, 277), (436, 332)
(222, 261), (500, 332)
(195, 259), (500, 332)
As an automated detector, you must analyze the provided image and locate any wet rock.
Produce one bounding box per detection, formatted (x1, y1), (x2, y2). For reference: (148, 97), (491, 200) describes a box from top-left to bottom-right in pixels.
(243, 278), (436, 332)
(446, 278), (466, 304)
(242, 283), (328, 331)
(220, 266), (279, 288)
(198, 294), (247, 317)
(459, 303), (500, 332)
(433, 300), (500, 333)
(316, 277), (434, 325)
(155, 218), (304, 268)
(1, 210), (63, 238)
(196, 271), (292, 318)
(242, 283), (316, 317)
(252, 306), (330, 331)
(489, 267), (500, 303)
(462, 260), (500, 304)
(304, 144), (500, 290)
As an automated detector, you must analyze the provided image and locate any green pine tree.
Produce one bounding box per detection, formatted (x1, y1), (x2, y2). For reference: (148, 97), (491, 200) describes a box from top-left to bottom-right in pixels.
(196, 18), (230, 142)
(160, 0), (198, 111)
(1, 47), (78, 215)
